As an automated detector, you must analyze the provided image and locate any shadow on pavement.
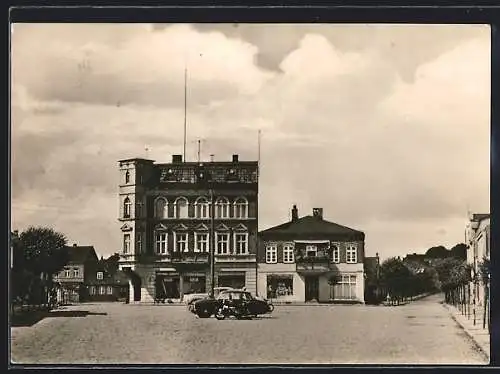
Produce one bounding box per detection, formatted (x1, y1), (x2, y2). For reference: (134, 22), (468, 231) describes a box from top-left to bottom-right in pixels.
(11, 310), (107, 327)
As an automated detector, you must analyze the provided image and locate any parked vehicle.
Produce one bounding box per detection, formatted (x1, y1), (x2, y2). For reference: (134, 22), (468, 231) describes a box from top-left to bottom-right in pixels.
(191, 290), (274, 318)
(185, 287), (234, 311)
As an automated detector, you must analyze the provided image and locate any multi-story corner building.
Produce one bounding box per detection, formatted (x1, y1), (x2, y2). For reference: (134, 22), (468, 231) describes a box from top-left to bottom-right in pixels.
(465, 213), (490, 307)
(117, 154), (259, 303)
(257, 205), (366, 304)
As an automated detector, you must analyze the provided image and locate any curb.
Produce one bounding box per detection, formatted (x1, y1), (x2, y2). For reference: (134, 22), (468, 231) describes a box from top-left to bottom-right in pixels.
(442, 303), (490, 362)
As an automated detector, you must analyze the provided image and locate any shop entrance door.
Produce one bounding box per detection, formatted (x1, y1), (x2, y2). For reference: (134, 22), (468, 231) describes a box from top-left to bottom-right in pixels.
(304, 276), (319, 302)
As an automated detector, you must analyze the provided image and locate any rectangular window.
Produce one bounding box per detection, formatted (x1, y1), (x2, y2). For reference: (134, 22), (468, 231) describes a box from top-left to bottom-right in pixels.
(175, 233), (188, 252)
(64, 268), (71, 277)
(216, 233), (230, 254)
(123, 234), (131, 254)
(156, 233), (168, 254)
(334, 274), (357, 300)
(73, 268), (80, 277)
(234, 233), (248, 255)
(331, 244), (340, 263)
(107, 286), (113, 295)
(283, 244), (295, 263)
(89, 286), (96, 296)
(267, 275), (293, 299)
(266, 245), (277, 264)
(99, 286), (106, 295)
(195, 233), (209, 252)
(346, 245), (357, 263)
(97, 272), (103, 280)
(305, 245), (317, 257)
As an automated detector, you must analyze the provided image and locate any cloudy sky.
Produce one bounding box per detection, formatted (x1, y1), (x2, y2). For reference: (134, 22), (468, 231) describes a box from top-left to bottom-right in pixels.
(11, 23), (490, 260)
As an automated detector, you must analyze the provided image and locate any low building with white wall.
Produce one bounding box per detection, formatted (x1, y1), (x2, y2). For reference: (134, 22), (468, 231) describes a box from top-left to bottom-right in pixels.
(257, 205), (365, 304)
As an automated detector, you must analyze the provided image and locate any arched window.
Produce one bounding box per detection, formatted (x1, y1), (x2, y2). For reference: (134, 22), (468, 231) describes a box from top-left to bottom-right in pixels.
(174, 197), (189, 219)
(155, 198), (168, 219)
(215, 197), (229, 219)
(195, 197), (209, 219)
(123, 197), (132, 218)
(125, 170), (130, 184)
(233, 197), (248, 219)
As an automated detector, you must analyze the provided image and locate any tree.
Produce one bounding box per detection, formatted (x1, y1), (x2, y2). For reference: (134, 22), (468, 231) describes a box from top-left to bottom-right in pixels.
(478, 257), (490, 330)
(425, 246), (449, 259)
(380, 257), (412, 305)
(18, 227), (69, 306)
(449, 243), (467, 261)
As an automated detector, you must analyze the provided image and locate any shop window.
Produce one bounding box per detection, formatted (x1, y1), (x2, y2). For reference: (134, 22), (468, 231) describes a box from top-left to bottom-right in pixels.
(267, 275), (294, 299)
(218, 275), (245, 289)
(99, 286), (106, 295)
(107, 286), (113, 295)
(89, 286), (96, 295)
(334, 274), (357, 300)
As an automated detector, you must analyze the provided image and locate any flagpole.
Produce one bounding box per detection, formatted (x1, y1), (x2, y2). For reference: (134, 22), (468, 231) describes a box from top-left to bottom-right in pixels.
(183, 65), (187, 163)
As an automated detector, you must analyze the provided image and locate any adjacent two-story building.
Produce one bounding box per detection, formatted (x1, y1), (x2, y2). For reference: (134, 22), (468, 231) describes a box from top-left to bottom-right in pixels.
(257, 206), (366, 304)
(465, 213), (490, 307)
(118, 154), (259, 303)
(53, 244), (99, 304)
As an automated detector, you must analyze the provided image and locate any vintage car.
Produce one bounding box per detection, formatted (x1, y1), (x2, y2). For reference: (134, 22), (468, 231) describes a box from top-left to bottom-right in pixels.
(191, 289), (274, 318)
(184, 287), (234, 307)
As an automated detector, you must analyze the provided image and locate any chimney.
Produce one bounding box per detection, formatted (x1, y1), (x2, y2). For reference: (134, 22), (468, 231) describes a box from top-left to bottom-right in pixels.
(232, 154), (239, 163)
(291, 205), (298, 222)
(172, 154), (183, 163)
(312, 208), (323, 219)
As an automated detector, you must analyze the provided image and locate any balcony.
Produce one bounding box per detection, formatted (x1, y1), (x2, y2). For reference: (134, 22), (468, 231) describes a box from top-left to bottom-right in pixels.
(295, 255), (331, 274)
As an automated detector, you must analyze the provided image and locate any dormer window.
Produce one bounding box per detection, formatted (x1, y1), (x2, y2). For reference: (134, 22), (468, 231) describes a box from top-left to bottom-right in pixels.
(97, 271), (104, 280)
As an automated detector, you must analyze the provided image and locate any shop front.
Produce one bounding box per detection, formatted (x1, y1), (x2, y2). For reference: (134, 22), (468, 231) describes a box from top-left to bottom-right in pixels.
(217, 272), (246, 289)
(155, 271), (207, 301)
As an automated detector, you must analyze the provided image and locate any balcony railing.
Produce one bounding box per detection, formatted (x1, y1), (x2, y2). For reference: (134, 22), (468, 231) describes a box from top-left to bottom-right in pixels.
(295, 255), (331, 273)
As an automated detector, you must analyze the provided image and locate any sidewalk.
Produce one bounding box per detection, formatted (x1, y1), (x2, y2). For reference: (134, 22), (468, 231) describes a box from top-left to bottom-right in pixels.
(442, 302), (490, 362)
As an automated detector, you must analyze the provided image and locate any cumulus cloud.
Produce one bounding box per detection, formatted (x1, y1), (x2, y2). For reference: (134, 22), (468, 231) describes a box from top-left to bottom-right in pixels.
(11, 24), (490, 258)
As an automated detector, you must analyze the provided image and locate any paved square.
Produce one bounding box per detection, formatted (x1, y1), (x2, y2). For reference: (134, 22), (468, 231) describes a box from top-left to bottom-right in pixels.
(10, 294), (487, 365)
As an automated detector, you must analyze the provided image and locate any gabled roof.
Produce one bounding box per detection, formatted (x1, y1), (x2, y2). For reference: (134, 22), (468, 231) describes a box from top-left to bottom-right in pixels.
(66, 245), (98, 264)
(259, 215), (364, 239)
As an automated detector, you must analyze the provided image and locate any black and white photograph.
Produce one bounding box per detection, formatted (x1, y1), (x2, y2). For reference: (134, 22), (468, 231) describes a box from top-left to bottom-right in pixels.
(10, 22), (491, 365)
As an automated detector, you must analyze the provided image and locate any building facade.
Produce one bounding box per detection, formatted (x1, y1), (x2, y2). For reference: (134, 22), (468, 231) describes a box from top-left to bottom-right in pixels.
(118, 154), (259, 303)
(465, 213), (490, 307)
(257, 206), (366, 304)
(53, 244), (99, 304)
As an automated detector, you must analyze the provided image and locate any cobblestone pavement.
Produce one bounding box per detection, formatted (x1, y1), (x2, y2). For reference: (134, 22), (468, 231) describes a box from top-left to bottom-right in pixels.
(10, 294), (487, 365)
